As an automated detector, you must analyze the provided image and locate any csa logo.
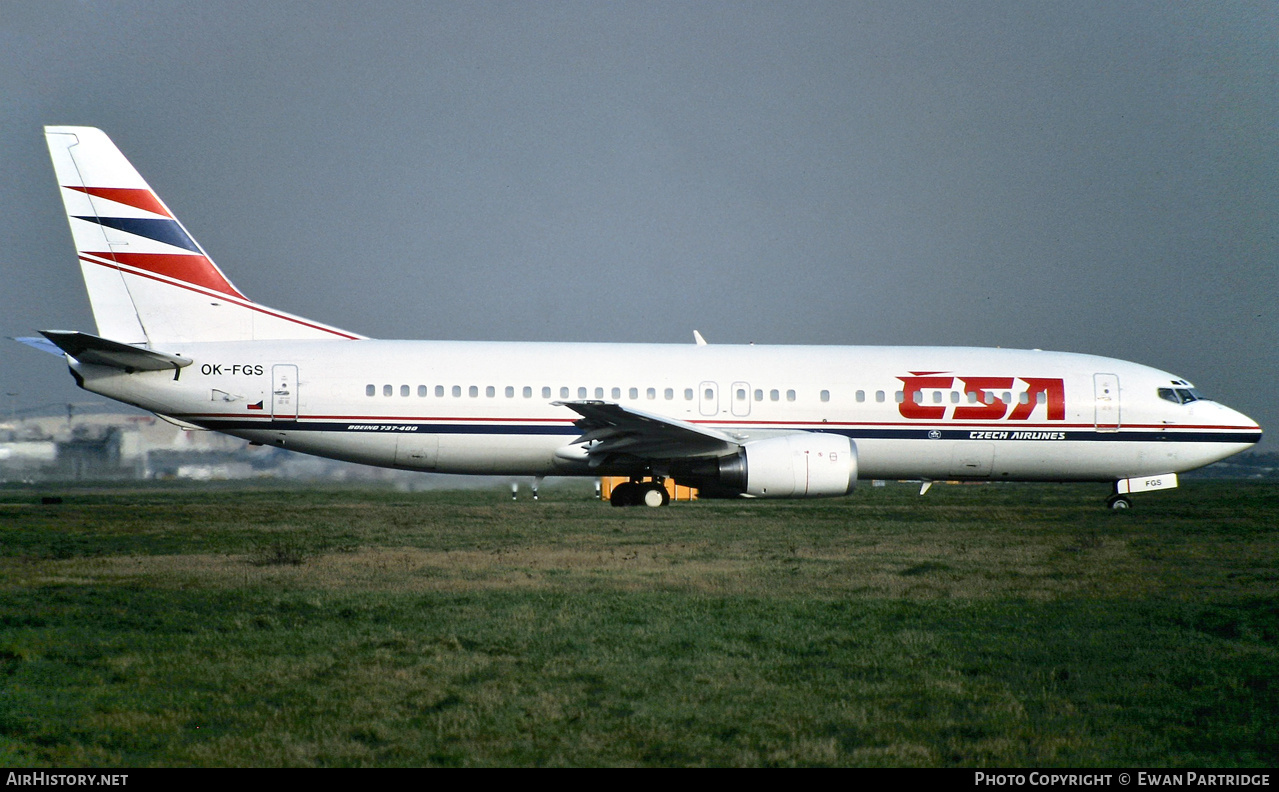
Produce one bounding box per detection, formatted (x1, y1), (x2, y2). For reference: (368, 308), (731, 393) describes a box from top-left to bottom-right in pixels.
(898, 373), (1065, 422)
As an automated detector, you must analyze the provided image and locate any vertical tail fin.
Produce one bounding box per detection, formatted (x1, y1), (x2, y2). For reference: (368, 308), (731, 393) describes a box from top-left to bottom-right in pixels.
(45, 126), (361, 344)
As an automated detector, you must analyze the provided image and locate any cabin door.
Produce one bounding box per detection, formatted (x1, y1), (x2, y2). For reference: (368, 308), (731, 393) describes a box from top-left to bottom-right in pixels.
(1094, 373), (1120, 432)
(731, 382), (751, 417)
(699, 381), (719, 417)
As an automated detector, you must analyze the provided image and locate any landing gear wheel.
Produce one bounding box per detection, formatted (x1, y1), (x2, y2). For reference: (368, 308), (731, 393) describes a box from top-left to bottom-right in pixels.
(610, 481), (670, 507)
(610, 483), (640, 507)
(642, 484), (669, 508)
(1107, 495), (1132, 511)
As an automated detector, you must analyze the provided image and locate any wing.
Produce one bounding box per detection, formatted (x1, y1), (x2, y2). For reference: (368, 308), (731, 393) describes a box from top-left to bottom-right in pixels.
(554, 400), (740, 461)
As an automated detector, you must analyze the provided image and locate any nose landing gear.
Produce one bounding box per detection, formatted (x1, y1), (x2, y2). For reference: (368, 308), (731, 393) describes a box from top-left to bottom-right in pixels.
(1106, 494), (1133, 510)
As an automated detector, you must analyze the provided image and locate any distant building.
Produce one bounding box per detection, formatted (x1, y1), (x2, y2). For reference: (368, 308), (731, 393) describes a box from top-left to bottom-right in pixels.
(0, 410), (503, 486)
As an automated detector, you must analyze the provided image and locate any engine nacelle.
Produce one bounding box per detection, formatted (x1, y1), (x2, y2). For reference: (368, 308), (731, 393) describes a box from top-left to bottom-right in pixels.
(715, 433), (858, 498)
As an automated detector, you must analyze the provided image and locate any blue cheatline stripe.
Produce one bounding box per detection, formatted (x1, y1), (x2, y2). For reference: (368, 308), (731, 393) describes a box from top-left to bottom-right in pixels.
(73, 216), (200, 253)
(820, 428), (1261, 444)
(192, 419), (582, 436)
(186, 418), (1259, 445)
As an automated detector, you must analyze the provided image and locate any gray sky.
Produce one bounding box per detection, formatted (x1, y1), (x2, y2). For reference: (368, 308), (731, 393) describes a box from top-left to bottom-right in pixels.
(2, 1), (1275, 446)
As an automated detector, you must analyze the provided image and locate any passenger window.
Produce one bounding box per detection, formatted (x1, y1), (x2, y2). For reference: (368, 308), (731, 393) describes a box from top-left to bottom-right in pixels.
(452, 385), (461, 398)
(737, 388), (747, 401)
(647, 388), (656, 400)
(951, 391), (960, 404)
(820, 390), (830, 402)
(595, 387), (604, 399)
(684, 388), (694, 400)
(786, 390), (796, 402)
(400, 385), (409, 397)
(469, 386), (478, 397)
(856, 390), (865, 403)
(932, 390), (942, 404)
(559, 387), (568, 399)
(664, 388), (674, 400)
(611, 387), (621, 399)
(629, 387), (639, 400)
(895, 391), (904, 403)
(505, 386), (515, 398)
(524, 386), (533, 398)
(383, 384), (392, 397)
(1018, 392), (1030, 405)
(435, 385), (444, 397)
(754, 389), (763, 402)
(770, 389), (779, 402)
(578, 387), (587, 399)
(366, 384), (375, 397)
(876, 390), (885, 403)
(418, 385), (427, 397)
(541, 387), (550, 398)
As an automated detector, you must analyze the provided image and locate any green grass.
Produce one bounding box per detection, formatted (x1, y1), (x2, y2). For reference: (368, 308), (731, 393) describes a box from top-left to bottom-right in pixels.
(0, 481), (1275, 766)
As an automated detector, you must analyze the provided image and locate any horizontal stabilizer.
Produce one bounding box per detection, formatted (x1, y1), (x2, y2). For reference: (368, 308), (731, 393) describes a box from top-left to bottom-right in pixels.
(14, 335), (66, 357)
(38, 330), (192, 372)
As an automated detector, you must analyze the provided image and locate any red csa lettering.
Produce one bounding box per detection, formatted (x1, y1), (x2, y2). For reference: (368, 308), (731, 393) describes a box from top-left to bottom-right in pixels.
(897, 375), (953, 420)
(1008, 378), (1065, 421)
(952, 377), (1014, 420)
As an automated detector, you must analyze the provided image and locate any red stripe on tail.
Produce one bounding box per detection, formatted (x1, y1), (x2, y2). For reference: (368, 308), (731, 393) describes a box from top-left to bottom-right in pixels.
(63, 186), (171, 217)
(85, 251), (246, 299)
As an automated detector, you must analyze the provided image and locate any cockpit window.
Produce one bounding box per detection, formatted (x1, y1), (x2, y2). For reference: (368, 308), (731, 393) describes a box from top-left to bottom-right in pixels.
(1158, 387), (1206, 405)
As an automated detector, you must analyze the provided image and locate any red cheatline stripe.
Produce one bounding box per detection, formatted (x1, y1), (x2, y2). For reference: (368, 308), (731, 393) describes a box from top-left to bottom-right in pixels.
(175, 413), (578, 422)
(85, 251), (245, 299)
(63, 186), (170, 217)
(701, 419), (1260, 431)
(163, 413), (1261, 434)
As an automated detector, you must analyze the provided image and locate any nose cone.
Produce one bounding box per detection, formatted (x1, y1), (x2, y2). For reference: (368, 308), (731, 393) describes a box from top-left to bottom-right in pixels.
(1187, 401), (1262, 469)
(1219, 401), (1263, 441)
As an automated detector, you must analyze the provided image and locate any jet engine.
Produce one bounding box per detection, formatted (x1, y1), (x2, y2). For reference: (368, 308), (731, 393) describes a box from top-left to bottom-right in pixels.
(678, 433), (858, 499)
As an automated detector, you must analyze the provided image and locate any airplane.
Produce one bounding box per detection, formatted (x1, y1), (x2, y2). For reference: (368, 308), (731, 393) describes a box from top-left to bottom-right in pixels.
(19, 126), (1262, 509)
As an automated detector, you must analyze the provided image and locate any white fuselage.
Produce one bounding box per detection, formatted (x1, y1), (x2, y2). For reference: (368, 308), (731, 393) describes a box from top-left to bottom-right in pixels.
(37, 127), (1262, 500)
(71, 339), (1261, 484)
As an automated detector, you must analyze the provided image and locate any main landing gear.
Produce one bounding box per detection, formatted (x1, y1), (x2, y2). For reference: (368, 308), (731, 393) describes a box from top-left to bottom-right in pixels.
(610, 478), (671, 508)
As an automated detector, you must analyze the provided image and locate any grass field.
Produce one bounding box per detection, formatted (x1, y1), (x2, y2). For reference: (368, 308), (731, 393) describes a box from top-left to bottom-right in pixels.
(0, 480), (1275, 767)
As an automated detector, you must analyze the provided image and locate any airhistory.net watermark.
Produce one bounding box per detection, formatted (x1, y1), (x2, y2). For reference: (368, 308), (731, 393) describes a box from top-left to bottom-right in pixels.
(6, 774), (128, 786)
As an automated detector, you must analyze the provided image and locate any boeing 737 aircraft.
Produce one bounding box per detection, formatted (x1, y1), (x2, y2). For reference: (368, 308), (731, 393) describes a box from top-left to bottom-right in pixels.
(21, 127), (1262, 508)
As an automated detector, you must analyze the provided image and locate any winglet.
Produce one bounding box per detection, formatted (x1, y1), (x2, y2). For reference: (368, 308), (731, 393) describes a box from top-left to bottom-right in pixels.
(693, 330), (708, 346)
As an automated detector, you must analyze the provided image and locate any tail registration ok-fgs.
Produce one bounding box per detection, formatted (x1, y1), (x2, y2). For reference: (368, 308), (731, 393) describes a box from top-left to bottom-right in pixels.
(22, 127), (1262, 508)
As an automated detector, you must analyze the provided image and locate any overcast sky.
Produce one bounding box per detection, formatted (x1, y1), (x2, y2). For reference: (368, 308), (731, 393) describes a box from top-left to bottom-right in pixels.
(1, 1), (1274, 446)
